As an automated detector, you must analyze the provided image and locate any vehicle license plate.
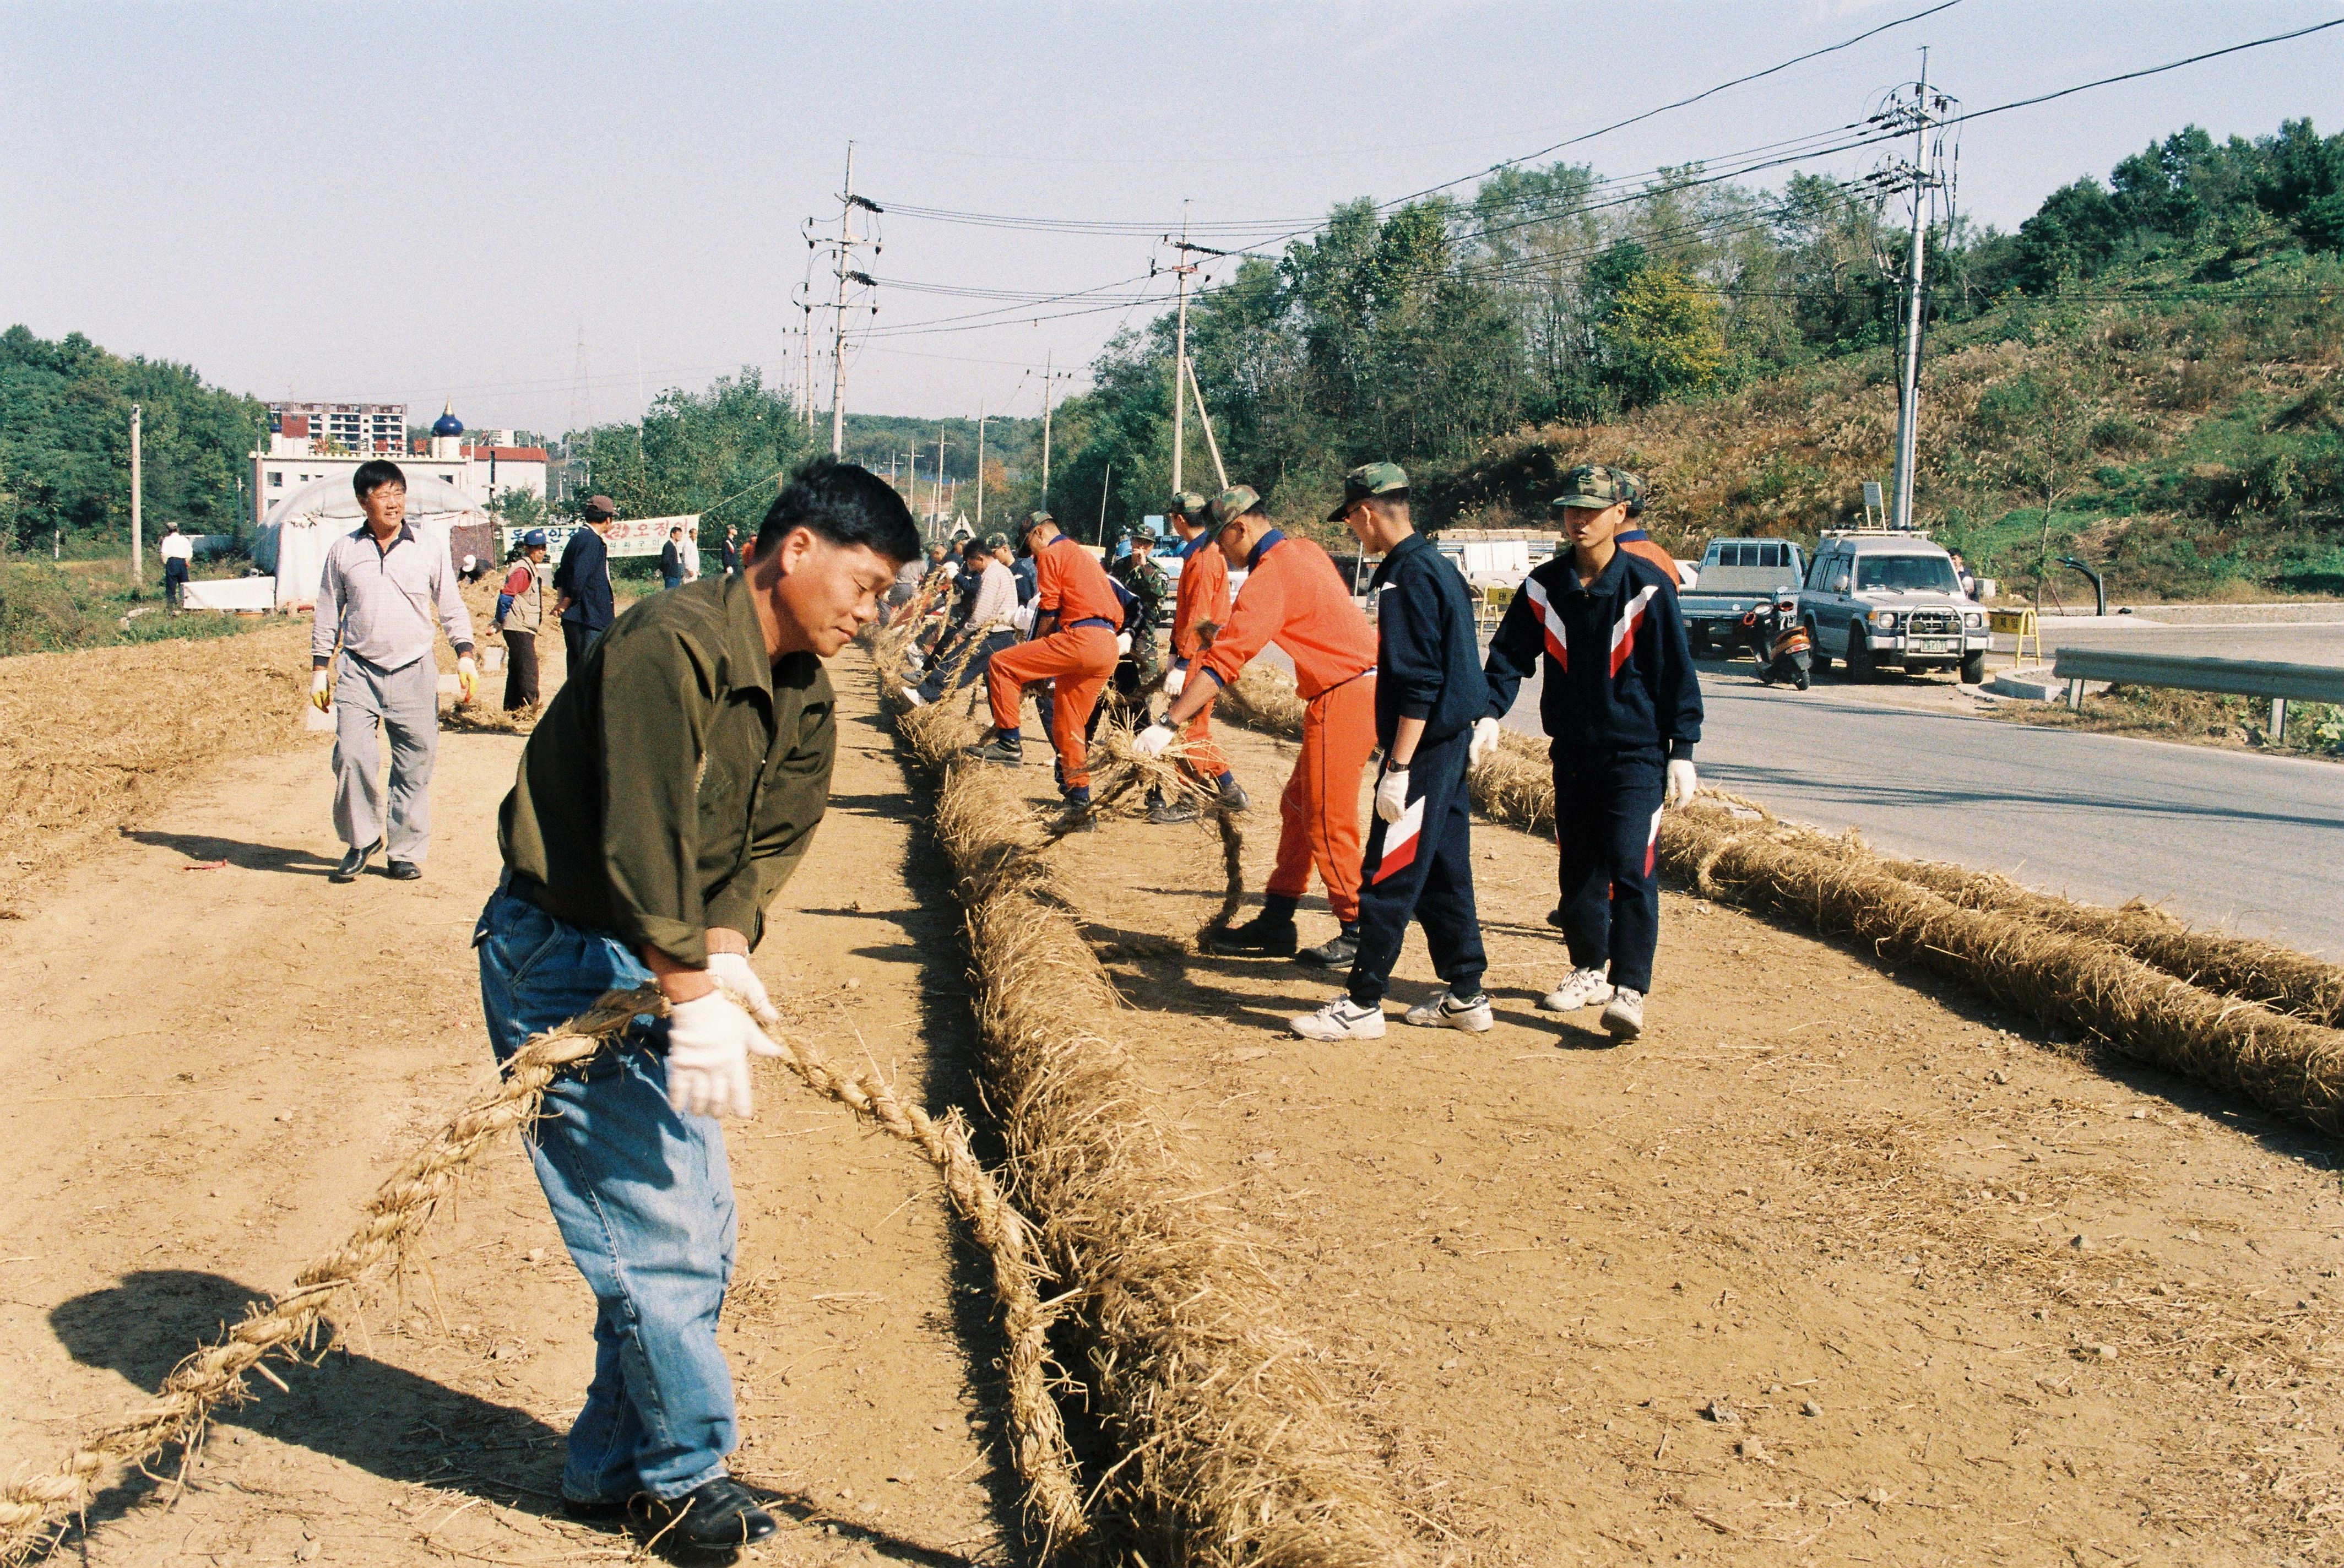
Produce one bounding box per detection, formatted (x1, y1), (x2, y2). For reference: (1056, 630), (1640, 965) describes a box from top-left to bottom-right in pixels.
(1909, 637), (1956, 654)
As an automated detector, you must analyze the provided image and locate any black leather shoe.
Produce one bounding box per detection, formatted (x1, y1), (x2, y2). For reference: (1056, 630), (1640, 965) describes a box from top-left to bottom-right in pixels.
(1216, 777), (1252, 812)
(633, 1476), (778, 1551)
(386, 859), (423, 881)
(963, 734), (1023, 766)
(1207, 915), (1299, 957)
(1295, 927), (1361, 969)
(329, 839), (382, 883)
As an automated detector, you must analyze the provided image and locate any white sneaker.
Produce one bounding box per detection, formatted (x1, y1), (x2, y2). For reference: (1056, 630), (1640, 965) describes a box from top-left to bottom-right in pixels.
(900, 686), (928, 708)
(1290, 997), (1386, 1041)
(1538, 966), (1613, 1013)
(1403, 990), (1494, 1033)
(1600, 987), (1645, 1039)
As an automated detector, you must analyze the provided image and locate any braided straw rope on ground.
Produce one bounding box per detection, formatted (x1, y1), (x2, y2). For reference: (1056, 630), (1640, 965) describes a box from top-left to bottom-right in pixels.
(0, 986), (1087, 1562)
(893, 691), (1419, 1567)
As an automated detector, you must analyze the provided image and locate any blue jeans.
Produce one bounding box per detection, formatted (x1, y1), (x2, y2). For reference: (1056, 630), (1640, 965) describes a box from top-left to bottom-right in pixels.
(474, 885), (739, 1502)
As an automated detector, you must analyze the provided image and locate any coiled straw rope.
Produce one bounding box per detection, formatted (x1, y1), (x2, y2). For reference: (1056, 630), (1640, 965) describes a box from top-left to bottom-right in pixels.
(0, 985), (1086, 1562)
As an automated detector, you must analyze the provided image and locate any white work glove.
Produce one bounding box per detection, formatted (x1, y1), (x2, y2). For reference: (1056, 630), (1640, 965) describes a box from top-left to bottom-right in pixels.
(1115, 630), (1133, 655)
(309, 668), (332, 713)
(456, 654), (479, 705)
(1375, 764), (1410, 824)
(664, 990), (782, 1120)
(1468, 716), (1500, 767)
(1010, 602), (1037, 634)
(1132, 723), (1176, 758)
(1665, 757), (1697, 809)
(1164, 665), (1187, 698)
(706, 951), (780, 1026)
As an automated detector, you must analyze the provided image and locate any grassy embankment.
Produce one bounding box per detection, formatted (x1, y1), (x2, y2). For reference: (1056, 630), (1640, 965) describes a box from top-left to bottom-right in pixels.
(1423, 253), (2344, 604)
(0, 554), (276, 656)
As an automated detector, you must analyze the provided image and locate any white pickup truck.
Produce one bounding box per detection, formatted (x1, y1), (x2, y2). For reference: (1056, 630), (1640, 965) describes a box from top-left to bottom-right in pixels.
(1679, 537), (1808, 656)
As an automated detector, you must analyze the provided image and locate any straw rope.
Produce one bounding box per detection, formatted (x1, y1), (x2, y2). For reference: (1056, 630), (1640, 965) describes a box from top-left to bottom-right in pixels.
(0, 986), (1087, 1562)
(893, 691), (1419, 1566)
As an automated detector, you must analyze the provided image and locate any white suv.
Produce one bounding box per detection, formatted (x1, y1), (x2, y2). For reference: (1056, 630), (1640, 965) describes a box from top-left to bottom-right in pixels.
(1799, 533), (1989, 684)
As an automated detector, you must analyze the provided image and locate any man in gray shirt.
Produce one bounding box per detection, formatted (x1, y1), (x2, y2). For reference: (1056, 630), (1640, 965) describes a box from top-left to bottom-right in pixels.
(309, 460), (478, 882)
(902, 534), (1019, 707)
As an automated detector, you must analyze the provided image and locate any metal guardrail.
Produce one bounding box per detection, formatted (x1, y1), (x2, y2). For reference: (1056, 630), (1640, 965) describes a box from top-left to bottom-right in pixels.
(2050, 647), (2344, 741)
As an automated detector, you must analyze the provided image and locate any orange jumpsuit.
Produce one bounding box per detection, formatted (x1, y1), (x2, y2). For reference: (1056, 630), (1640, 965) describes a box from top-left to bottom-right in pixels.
(987, 535), (1122, 790)
(1197, 532), (1378, 924)
(1168, 535), (1233, 779)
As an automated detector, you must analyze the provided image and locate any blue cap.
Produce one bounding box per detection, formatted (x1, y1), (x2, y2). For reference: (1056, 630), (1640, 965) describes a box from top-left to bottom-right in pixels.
(523, 529), (549, 548)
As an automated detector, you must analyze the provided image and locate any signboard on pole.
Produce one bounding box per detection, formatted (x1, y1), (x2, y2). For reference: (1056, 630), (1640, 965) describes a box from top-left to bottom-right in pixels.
(505, 513), (700, 561)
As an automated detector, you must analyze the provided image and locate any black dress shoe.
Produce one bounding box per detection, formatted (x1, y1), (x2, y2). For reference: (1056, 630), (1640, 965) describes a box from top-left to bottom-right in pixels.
(1295, 925), (1361, 969)
(633, 1476), (778, 1551)
(1146, 793), (1200, 824)
(1207, 915), (1299, 957)
(329, 839), (382, 883)
(1216, 777), (1251, 812)
(386, 859), (423, 881)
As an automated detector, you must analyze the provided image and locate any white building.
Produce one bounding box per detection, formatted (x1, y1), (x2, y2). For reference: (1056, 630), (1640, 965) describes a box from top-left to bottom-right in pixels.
(265, 399), (407, 454)
(250, 402), (547, 533)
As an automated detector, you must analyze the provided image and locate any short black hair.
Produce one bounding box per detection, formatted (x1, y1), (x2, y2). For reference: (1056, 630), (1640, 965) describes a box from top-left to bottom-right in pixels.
(354, 459), (406, 499)
(754, 455), (920, 563)
(962, 537), (990, 558)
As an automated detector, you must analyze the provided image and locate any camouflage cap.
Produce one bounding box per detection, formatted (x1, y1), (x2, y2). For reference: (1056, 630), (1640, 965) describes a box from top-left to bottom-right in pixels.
(1207, 485), (1263, 532)
(1325, 460), (1409, 522)
(981, 530), (1011, 550)
(1551, 464), (1642, 512)
(1168, 491), (1210, 519)
(1021, 510), (1055, 532)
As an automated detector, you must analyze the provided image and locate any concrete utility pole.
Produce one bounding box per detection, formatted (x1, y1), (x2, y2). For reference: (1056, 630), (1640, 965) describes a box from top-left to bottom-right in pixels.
(932, 432), (951, 535)
(1040, 349), (1063, 506)
(1184, 356), (1228, 491)
(974, 404), (987, 531)
(830, 143), (856, 457)
(906, 438), (920, 527)
(1886, 52), (1947, 534)
(129, 403), (143, 583)
(797, 224), (818, 436)
(1155, 213), (1228, 497)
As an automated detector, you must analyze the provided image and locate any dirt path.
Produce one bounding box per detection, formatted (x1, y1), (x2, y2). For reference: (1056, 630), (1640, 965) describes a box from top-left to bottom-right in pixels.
(986, 699), (2344, 1566)
(0, 654), (1027, 1565)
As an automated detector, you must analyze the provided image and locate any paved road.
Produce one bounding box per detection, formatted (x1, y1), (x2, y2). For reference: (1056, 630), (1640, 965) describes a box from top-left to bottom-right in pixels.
(2034, 617), (2344, 667)
(1493, 661), (2344, 956)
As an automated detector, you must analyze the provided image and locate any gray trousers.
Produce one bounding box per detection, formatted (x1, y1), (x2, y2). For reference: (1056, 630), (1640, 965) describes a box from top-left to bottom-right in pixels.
(333, 652), (440, 862)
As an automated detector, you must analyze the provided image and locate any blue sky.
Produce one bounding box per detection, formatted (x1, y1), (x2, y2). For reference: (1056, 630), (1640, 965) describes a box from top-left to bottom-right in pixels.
(3, 1), (2338, 430)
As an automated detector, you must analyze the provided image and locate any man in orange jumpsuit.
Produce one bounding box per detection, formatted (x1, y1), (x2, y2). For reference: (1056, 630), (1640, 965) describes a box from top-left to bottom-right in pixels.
(1149, 491), (1249, 824)
(1136, 485), (1377, 968)
(970, 512), (1124, 813)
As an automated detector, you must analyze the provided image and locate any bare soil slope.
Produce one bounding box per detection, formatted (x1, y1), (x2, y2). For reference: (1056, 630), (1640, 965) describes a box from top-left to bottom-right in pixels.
(998, 704), (2344, 1566)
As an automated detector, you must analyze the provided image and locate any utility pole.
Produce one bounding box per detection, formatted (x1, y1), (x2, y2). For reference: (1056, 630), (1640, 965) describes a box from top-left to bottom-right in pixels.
(830, 143), (855, 457)
(797, 224), (818, 436)
(932, 432), (951, 535)
(1097, 460), (1112, 546)
(974, 404), (987, 531)
(128, 403), (143, 583)
(1040, 349), (1065, 506)
(1154, 213), (1228, 497)
(1882, 52), (1952, 534)
(1184, 357), (1228, 490)
(906, 438), (920, 528)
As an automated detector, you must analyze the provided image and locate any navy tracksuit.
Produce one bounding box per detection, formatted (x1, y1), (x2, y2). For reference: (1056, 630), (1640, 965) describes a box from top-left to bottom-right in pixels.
(1483, 549), (1702, 995)
(1350, 534), (1490, 1007)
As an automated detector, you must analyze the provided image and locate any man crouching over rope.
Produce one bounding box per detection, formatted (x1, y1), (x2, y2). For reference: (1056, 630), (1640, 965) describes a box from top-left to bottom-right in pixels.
(474, 455), (918, 1549)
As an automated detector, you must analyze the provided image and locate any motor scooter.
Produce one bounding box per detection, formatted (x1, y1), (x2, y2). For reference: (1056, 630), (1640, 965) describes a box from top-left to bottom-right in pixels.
(1739, 593), (1813, 690)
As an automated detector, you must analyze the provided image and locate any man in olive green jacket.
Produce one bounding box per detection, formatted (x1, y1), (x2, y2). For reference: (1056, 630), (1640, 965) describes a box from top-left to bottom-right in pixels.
(475, 456), (918, 1550)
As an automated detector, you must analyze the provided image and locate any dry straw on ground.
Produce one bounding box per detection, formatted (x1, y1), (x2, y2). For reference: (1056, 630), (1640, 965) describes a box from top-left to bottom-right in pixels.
(1872, 854), (2344, 1029)
(0, 623), (311, 909)
(0, 987), (1084, 1562)
(1213, 664), (2344, 1138)
(894, 694), (1417, 1567)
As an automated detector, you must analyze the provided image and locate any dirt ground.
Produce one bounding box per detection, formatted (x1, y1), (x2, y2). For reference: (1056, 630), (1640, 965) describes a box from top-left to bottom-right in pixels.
(0, 640), (1027, 1565)
(4, 635), (2340, 1567)
(1005, 690), (2344, 1567)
